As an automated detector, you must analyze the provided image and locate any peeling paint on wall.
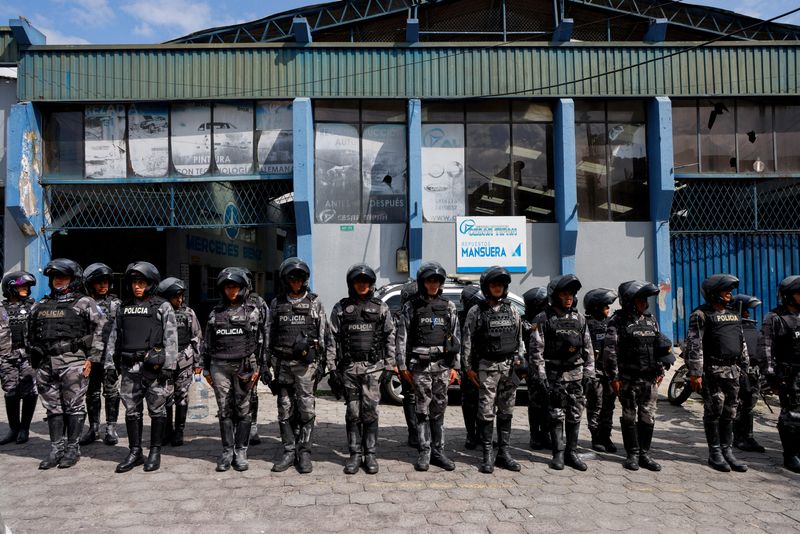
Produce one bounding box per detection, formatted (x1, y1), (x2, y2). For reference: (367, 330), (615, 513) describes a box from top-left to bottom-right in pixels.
(19, 130), (39, 219)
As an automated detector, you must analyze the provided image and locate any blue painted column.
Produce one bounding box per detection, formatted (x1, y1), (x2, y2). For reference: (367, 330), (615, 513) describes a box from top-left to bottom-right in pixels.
(407, 99), (423, 277)
(293, 97), (315, 289)
(6, 102), (50, 299)
(554, 99), (577, 275)
(647, 97), (675, 336)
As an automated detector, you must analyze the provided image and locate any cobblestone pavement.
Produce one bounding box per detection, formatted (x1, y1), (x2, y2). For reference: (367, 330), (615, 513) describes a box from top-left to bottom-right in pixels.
(1, 370), (799, 534)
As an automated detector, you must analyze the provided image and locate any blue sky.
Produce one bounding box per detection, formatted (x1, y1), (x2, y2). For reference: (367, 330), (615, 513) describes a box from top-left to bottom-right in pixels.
(2, 0), (799, 44)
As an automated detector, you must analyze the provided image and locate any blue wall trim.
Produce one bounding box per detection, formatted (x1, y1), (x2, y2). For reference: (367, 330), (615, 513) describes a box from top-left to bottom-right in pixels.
(554, 98), (577, 275)
(647, 96), (675, 337)
(407, 99), (423, 277)
(293, 97), (315, 289)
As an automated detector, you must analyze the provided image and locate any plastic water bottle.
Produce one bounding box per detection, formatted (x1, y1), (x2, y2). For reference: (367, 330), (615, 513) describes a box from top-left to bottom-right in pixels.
(188, 373), (210, 420)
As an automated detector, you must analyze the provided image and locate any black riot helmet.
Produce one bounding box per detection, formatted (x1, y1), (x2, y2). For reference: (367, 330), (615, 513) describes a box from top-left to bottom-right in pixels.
(522, 287), (548, 320)
(583, 288), (618, 316)
(44, 258), (84, 294)
(221, 266), (252, 289)
(701, 274), (739, 305)
(416, 262), (447, 297)
(158, 277), (187, 300)
(779, 275), (800, 307)
(2, 270), (36, 299)
(618, 280), (659, 311)
(279, 257), (310, 293)
(124, 261), (161, 296)
(216, 268), (248, 302)
(547, 274), (582, 308)
(461, 284), (484, 311)
(400, 281), (418, 306)
(346, 263), (377, 299)
(480, 266), (512, 300)
(83, 262), (114, 293)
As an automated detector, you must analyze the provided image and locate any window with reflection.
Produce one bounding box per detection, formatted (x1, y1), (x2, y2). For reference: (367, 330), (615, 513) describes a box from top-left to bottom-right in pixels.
(737, 101), (774, 173)
(775, 104), (800, 172)
(44, 109), (84, 177)
(672, 100), (698, 172)
(699, 99), (736, 172)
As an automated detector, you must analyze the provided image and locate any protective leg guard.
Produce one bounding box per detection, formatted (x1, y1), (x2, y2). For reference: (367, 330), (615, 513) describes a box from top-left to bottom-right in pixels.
(719, 418), (748, 472)
(478, 419), (495, 474)
(620, 421), (639, 471)
(549, 420), (565, 471)
(17, 394), (37, 444)
(249, 393), (261, 445)
(637, 422), (661, 471)
(104, 397), (120, 445)
(38, 414), (65, 470)
(143, 416), (165, 472)
(362, 420), (379, 475)
(59, 414), (86, 468)
(172, 405), (188, 446)
(271, 420), (296, 472)
(430, 415), (455, 471)
(0, 395), (21, 445)
(565, 422), (587, 471)
(494, 415), (520, 471)
(296, 417), (314, 474)
(704, 419), (731, 472)
(778, 423), (800, 473)
(343, 421), (362, 475)
(403, 397), (419, 448)
(233, 417), (251, 472)
(414, 414), (431, 472)
(116, 416), (144, 473)
(216, 418), (235, 472)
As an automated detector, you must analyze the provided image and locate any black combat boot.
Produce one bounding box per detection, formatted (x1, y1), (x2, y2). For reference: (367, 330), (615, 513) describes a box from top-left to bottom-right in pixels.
(599, 424), (617, 453)
(719, 418), (748, 472)
(59, 414), (86, 468)
(116, 416), (145, 473)
(477, 419), (495, 474)
(589, 427), (606, 453)
(549, 420), (565, 470)
(104, 397), (120, 445)
(704, 419), (731, 472)
(233, 416), (251, 472)
(463, 400), (478, 450)
(538, 409), (553, 450)
(494, 415), (521, 471)
(362, 420), (380, 475)
(216, 417), (235, 472)
(528, 405), (543, 450)
(79, 395), (101, 446)
(143, 416), (166, 472)
(271, 420), (296, 472)
(296, 417), (315, 474)
(172, 405), (188, 446)
(620, 421), (639, 471)
(565, 422), (587, 471)
(637, 422), (661, 471)
(734, 413), (765, 453)
(17, 394), (37, 444)
(38, 414), (65, 470)
(414, 414), (431, 471)
(778, 423), (800, 473)
(249, 392), (261, 446)
(343, 421), (362, 475)
(430, 415), (455, 471)
(163, 405), (174, 446)
(0, 395), (21, 445)
(403, 396), (419, 448)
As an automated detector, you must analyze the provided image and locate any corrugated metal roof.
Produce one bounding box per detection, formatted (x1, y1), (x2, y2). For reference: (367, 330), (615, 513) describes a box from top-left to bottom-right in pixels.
(0, 27), (19, 65)
(16, 42), (800, 102)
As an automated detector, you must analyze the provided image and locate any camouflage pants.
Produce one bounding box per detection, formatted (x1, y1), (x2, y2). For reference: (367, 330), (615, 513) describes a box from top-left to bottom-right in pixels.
(777, 371), (800, 429)
(413, 367), (450, 418)
(210, 357), (256, 420)
(547, 379), (585, 424)
(478, 368), (517, 421)
(120, 366), (174, 418)
(585, 374), (616, 430)
(736, 370), (760, 424)
(0, 357), (37, 398)
(702, 366), (740, 422)
(85, 364), (120, 411)
(37, 361), (87, 416)
(342, 362), (382, 424)
(168, 364), (195, 408)
(277, 359), (316, 424)
(618, 377), (658, 426)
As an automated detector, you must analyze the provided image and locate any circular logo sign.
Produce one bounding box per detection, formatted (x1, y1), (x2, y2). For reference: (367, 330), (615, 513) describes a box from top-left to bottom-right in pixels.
(224, 203), (240, 240)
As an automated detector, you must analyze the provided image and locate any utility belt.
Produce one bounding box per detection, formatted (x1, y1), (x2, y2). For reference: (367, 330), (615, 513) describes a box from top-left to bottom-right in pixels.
(44, 337), (90, 357)
(273, 345), (318, 364)
(342, 351), (381, 365)
(619, 368), (661, 381)
(411, 346), (451, 366)
(706, 354), (738, 367)
(119, 347), (165, 368)
(480, 351), (516, 364)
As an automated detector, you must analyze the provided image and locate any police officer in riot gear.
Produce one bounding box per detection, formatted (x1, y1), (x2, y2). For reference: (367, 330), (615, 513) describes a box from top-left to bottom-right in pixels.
(199, 269), (264, 472)
(265, 257), (332, 474)
(78, 263), (122, 447)
(398, 262), (460, 472)
(522, 287), (550, 450)
(396, 281), (419, 448)
(28, 259), (106, 469)
(0, 271), (37, 445)
(686, 274), (749, 473)
(114, 262), (178, 473)
(604, 281), (669, 472)
(583, 288), (618, 453)
(330, 264), (395, 475)
(459, 284), (483, 450)
(731, 294), (766, 453)
(463, 266), (525, 474)
(760, 275), (800, 473)
(530, 274), (595, 471)
(158, 277), (202, 447)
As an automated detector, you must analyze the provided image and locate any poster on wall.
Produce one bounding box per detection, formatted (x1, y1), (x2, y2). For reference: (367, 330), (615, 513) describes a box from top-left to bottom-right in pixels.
(128, 103), (169, 177)
(314, 123), (360, 223)
(213, 102), (254, 175)
(171, 103), (211, 176)
(256, 101), (293, 176)
(455, 216), (527, 273)
(361, 124), (406, 223)
(421, 124), (466, 222)
(85, 104), (126, 178)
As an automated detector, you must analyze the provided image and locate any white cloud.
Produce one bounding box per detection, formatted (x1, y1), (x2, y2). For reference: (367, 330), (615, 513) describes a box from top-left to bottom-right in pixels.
(52, 0), (116, 26)
(37, 26), (92, 44)
(132, 23), (155, 37)
(121, 0), (213, 35)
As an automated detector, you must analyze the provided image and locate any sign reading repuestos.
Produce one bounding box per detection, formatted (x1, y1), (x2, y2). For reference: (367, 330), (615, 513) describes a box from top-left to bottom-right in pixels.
(456, 216), (527, 273)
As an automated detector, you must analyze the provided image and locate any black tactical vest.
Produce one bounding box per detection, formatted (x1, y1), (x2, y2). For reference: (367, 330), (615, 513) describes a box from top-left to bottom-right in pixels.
(339, 297), (384, 362)
(586, 316), (607, 359)
(211, 305), (256, 360)
(701, 306), (743, 365)
(476, 301), (519, 362)
(95, 295), (119, 346)
(543, 308), (585, 367)
(411, 296), (450, 348)
(175, 308), (193, 351)
(774, 308), (800, 365)
(118, 297), (165, 353)
(742, 320), (761, 364)
(272, 294), (317, 353)
(618, 314), (660, 374)
(33, 295), (89, 343)
(6, 300), (33, 349)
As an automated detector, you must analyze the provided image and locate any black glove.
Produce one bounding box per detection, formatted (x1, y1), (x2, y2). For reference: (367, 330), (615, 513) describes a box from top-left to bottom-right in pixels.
(104, 368), (119, 384)
(314, 365), (326, 387)
(267, 378), (281, 396)
(581, 374), (595, 393)
(29, 346), (45, 369)
(260, 365), (273, 386)
(159, 367), (174, 384)
(328, 370), (345, 400)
